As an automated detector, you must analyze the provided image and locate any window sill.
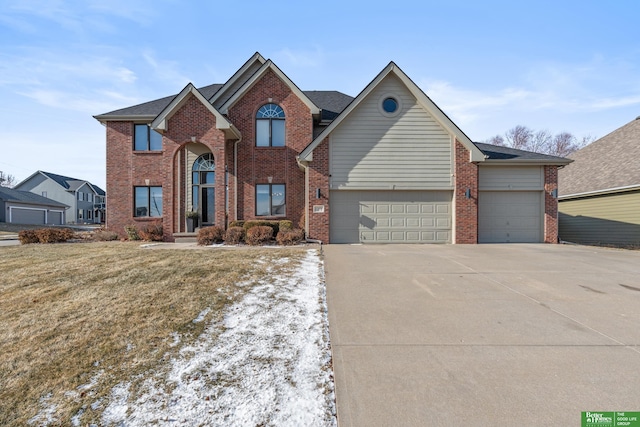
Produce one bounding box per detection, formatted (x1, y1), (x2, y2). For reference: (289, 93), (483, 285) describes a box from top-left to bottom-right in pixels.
(133, 217), (163, 221)
(133, 150), (163, 154)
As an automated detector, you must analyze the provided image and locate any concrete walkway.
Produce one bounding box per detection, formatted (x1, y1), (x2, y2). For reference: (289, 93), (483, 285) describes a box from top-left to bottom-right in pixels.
(324, 244), (640, 426)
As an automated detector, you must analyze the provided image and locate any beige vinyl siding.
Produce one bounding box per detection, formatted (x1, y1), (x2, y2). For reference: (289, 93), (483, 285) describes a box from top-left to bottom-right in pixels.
(330, 74), (452, 190)
(559, 190), (640, 245)
(479, 166), (544, 190)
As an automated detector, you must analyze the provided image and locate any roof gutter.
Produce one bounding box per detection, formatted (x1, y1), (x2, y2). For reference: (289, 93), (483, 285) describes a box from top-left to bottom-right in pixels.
(559, 184), (640, 200)
(481, 159), (573, 166)
(93, 114), (156, 123)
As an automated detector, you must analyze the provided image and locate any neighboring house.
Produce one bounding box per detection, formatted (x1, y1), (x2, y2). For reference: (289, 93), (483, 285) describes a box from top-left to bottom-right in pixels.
(14, 171), (106, 224)
(558, 117), (640, 245)
(0, 187), (68, 225)
(95, 52), (570, 243)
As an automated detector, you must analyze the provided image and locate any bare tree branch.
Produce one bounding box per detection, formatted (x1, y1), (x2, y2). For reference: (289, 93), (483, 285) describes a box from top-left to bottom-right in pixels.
(484, 126), (596, 157)
(0, 171), (16, 188)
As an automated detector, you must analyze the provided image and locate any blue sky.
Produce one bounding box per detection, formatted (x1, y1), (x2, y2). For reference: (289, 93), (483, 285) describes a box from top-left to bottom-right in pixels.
(1, 0), (639, 189)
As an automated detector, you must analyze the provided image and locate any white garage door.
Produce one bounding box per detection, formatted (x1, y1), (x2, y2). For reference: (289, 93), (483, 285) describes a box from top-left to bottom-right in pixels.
(330, 190), (452, 243)
(479, 191), (542, 243)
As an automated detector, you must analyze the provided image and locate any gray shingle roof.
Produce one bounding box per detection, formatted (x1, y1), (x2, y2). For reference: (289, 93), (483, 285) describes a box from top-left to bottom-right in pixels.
(474, 142), (572, 163)
(96, 86), (353, 120)
(558, 117), (640, 196)
(38, 171), (104, 195)
(304, 90), (354, 120)
(0, 187), (67, 207)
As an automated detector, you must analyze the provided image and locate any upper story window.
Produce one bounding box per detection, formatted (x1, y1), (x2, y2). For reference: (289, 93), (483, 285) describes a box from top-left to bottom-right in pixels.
(134, 124), (163, 151)
(256, 104), (285, 147)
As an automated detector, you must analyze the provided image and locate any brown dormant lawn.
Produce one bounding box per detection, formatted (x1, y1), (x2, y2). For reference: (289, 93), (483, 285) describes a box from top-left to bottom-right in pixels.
(0, 241), (313, 426)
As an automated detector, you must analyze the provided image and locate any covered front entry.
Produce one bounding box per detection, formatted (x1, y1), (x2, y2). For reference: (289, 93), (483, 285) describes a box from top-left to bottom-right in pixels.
(329, 190), (452, 243)
(191, 153), (216, 226)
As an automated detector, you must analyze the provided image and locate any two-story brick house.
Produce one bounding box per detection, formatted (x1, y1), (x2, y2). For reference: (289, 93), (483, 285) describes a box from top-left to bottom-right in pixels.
(95, 53), (570, 243)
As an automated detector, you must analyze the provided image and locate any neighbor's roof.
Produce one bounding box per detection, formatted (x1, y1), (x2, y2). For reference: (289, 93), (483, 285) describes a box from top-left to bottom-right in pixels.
(95, 86), (352, 122)
(558, 117), (640, 197)
(0, 187), (68, 207)
(475, 143), (572, 165)
(19, 171), (105, 195)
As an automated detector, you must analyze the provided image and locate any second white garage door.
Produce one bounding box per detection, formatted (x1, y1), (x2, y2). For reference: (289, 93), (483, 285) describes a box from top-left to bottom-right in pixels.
(478, 191), (542, 243)
(330, 190), (452, 243)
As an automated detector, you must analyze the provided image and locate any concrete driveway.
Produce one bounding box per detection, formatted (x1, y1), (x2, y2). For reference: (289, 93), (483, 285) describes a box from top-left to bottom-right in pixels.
(324, 244), (640, 426)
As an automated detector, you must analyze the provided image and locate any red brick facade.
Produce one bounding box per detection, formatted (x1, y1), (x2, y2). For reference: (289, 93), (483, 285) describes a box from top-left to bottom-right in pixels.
(105, 69), (313, 241)
(544, 165), (559, 243)
(306, 137), (330, 243)
(227, 69), (311, 229)
(454, 139), (479, 244)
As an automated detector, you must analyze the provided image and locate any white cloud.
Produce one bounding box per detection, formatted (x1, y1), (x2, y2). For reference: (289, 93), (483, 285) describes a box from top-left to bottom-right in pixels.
(142, 50), (191, 87)
(417, 56), (640, 139)
(275, 47), (325, 68)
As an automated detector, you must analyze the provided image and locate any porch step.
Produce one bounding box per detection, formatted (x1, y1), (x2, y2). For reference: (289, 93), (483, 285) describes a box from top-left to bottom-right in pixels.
(173, 232), (197, 243)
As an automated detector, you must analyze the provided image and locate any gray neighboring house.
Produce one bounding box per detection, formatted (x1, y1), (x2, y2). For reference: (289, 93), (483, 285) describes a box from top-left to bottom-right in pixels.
(558, 117), (640, 245)
(0, 187), (68, 225)
(14, 171), (106, 224)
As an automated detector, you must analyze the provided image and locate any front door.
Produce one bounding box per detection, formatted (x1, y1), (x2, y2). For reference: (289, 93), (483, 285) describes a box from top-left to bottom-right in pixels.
(192, 153), (216, 226)
(201, 186), (215, 224)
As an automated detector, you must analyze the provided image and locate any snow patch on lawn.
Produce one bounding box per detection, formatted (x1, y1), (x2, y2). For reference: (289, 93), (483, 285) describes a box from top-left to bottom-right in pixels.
(28, 393), (57, 426)
(100, 249), (335, 426)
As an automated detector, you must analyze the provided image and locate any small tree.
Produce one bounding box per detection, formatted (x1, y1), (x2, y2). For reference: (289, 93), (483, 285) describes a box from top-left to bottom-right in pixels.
(0, 171), (16, 188)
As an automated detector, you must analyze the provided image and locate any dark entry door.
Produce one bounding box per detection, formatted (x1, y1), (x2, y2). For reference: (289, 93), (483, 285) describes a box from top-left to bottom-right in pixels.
(201, 186), (215, 225)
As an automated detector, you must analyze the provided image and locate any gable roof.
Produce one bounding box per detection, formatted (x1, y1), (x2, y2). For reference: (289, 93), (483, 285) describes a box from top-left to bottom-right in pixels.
(218, 59), (321, 116)
(150, 83), (241, 140)
(475, 143), (572, 165)
(299, 62), (485, 162)
(209, 52), (266, 108)
(559, 117), (640, 197)
(0, 186), (68, 207)
(16, 171), (104, 195)
(94, 84), (223, 121)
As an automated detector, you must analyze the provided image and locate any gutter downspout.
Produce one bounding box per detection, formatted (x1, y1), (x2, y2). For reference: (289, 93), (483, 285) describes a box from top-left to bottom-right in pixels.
(234, 137), (242, 222)
(296, 156), (311, 239)
(296, 155), (324, 251)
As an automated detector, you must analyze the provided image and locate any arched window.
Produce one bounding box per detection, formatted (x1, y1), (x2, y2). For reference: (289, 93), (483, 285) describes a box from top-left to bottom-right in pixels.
(256, 103), (285, 147)
(192, 153), (216, 224)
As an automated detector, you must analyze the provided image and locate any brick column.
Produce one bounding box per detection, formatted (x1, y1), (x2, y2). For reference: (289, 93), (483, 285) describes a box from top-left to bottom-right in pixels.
(307, 137), (330, 243)
(454, 139), (478, 244)
(544, 165), (559, 243)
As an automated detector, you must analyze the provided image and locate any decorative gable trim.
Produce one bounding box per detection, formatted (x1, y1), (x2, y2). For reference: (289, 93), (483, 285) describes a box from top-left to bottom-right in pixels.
(299, 62), (485, 163)
(209, 52), (266, 107)
(218, 59), (320, 116)
(150, 83), (241, 140)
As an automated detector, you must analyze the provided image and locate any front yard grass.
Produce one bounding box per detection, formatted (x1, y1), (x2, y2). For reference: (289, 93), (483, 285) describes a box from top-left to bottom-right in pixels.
(0, 241), (306, 426)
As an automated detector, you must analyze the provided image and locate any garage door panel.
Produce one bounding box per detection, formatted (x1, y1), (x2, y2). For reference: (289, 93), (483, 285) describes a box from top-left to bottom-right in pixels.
(479, 191), (542, 243)
(330, 190), (452, 243)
